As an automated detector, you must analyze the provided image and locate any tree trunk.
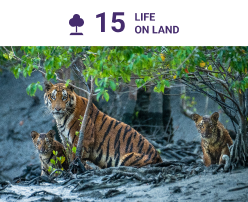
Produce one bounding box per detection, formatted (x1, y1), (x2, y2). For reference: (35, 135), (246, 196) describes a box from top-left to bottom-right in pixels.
(231, 118), (247, 167)
(231, 92), (248, 168)
(180, 85), (193, 118)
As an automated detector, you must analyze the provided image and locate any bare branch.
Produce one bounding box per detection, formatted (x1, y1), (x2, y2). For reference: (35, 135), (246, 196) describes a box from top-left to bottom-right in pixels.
(72, 65), (90, 92)
(195, 67), (222, 74)
(75, 76), (95, 158)
(68, 56), (81, 69)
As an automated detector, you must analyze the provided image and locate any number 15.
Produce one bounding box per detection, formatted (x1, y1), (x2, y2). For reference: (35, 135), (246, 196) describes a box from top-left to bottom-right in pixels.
(96, 12), (125, 33)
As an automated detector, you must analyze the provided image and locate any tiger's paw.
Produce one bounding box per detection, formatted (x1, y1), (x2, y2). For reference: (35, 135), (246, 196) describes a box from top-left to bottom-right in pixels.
(222, 155), (231, 172)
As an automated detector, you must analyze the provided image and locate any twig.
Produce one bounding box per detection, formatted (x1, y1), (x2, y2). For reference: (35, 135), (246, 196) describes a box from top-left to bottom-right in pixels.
(168, 126), (179, 143)
(164, 114), (172, 135)
(195, 67), (222, 74)
(73, 65), (90, 92)
(68, 56), (81, 69)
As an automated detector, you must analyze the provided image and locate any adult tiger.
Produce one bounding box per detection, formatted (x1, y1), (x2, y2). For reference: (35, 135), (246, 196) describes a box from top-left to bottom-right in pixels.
(44, 81), (162, 168)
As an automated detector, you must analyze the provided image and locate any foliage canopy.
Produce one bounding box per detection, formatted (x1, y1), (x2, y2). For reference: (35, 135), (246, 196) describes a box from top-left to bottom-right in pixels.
(1, 46), (248, 100)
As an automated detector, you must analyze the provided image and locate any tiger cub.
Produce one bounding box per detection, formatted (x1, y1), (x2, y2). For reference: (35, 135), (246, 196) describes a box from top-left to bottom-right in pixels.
(44, 81), (162, 168)
(31, 130), (69, 176)
(191, 112), (233, 167)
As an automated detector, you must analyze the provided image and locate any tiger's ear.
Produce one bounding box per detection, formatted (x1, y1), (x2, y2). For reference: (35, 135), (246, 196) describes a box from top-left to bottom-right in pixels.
(31, 131), (39, 140)
(47, 130), (55, 139)
(67, 81), (74, 92)
(211, 112), (219, 123)
(68, 85), (74, 92)
(44, 81), (53, 92)
(191, 114), (201, 123)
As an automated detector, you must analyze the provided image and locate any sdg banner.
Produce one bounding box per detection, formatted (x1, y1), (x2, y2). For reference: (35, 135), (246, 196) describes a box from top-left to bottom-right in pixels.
(0, 1), (248, 201)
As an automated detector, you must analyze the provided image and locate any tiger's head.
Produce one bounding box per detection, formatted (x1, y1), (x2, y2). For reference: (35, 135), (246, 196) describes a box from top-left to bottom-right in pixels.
(191, 112), (219, 139)
(31, 130), (55, 154)
(44, 81), (76, 119)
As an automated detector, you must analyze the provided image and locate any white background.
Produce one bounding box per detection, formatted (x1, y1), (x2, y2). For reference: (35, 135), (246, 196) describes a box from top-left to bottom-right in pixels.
(0, 0), (247, 45)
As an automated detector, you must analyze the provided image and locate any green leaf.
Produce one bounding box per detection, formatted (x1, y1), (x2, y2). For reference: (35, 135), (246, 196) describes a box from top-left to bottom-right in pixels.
(61, 156), (65, 164)
(109, 80), (116, 91)
(75, 131), (79, 136)
(72, 146), (77, 154)
(95, 78), (99, 86)
(104, 92), (109, 102)
(8, 51), (15, 60)
(3, 53), (8, 59)
(65, 79), (71, 87)
(50, 159), (55, 165)
(30, 84), (37, 96)
(165, 80), (170, 87)
(96, 92), (101, 101)
(38, 85), (43, 91)
(26, 84), (32, 95)
(48, 166), (52, 173)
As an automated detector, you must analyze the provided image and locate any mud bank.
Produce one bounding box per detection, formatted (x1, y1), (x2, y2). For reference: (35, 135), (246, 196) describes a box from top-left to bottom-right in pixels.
(1, 166), (248, 202)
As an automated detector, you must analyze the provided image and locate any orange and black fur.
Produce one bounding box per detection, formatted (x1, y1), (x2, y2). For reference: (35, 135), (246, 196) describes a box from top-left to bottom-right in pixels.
(191, 112), (233, 167)
(44, 82), (162, 168)
(31, 130), (69, 176)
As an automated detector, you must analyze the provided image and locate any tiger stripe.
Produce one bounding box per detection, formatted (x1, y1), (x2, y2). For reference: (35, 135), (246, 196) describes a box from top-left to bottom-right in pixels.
(120, 153), (134, 166)
(107, 158), (112, 168)
(99, 117), (107, 132)
(95, 149), (103, 165)
(114, 120), (121, 129)
(106, 138), (110, 162)
(146, 144), (152, 155)
(114, 127), (122, 149)
(97, 120), (114, 152)
(130, 154), (144, 166)
(129, 143), (133, 152)
(123, 126), (132, 141)
(138, 142), (144, 153)
(114, 140), (120, 159)
(134, 131), (137, 139)
(126, 133), (133, 152)
(94, 110), (100, 124)
(137, 136), (142, 147)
